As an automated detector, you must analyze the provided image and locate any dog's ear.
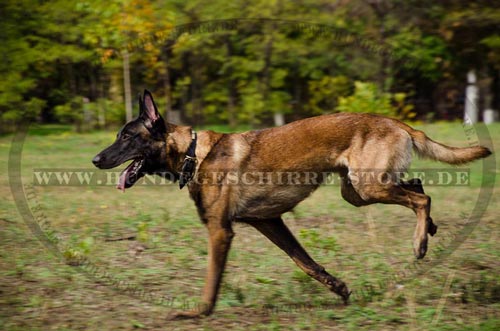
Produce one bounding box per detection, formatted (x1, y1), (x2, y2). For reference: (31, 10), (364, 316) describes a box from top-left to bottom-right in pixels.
(141, 89), (161, 128)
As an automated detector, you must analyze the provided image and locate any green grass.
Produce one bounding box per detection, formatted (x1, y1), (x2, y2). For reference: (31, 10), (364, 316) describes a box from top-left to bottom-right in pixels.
(0, 122), (499, 330)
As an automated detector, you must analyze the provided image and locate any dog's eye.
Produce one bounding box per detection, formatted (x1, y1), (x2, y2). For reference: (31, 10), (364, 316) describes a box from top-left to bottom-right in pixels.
(121, 133), (132, 140)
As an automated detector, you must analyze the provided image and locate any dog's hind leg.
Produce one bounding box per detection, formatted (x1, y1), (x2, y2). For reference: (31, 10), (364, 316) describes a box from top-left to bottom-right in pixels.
(341, 174), (435, 254)
(344, 133), (434, 258)
(400, 178), (437, 236)
(339, 171), (370, 207)
(244, 218), (351, 303)
(348, 173), (433, 259)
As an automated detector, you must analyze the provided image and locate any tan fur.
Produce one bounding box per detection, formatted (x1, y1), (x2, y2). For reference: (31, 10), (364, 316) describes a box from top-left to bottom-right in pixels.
(408, 129), (491, 164)
(166, 112), (491, 319)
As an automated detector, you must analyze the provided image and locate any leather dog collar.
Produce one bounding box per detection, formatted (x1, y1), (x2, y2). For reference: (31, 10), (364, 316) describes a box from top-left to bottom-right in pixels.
(179, 130), (197, 189)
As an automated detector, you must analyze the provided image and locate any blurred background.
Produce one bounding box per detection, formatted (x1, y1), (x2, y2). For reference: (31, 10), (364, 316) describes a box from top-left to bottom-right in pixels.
(1, 1), (499, 330)
(1, 0), (499, 132)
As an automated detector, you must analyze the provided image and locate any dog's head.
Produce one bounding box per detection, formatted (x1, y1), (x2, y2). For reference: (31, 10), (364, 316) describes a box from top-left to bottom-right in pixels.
(92, 90), (170, 191)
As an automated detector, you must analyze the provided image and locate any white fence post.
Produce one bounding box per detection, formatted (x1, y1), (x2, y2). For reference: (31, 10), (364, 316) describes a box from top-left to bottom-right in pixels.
(464, 70), (478, 124)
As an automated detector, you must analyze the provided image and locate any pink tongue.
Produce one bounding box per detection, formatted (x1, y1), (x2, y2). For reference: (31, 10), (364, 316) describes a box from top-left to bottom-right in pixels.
(117, 167), (130, 192)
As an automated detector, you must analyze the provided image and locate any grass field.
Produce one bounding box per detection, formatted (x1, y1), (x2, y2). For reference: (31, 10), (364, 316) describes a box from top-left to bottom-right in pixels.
(1, 121), (499, 330)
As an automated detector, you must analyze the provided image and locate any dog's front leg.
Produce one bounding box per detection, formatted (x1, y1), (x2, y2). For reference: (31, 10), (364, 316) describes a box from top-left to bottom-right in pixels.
(169, 220), (234, 319)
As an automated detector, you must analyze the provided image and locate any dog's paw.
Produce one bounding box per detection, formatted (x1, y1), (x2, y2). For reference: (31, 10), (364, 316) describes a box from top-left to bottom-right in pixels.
(342, 290), (352, 305)
(167, 304), (212, 320)
(413, 236), (428, 259)
(167, 310), (204, 320)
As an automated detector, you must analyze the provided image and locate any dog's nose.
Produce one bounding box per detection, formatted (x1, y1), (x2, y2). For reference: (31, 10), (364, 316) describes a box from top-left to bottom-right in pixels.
(92, 155), (102, 167)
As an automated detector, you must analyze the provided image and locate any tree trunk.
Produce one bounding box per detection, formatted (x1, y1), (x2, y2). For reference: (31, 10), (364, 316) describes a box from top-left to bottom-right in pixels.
(189, 52), (204, 127)
(293, 64), (302, 117)
(367, 1), (390, 91)
(261, 18), (284, 127)
(261, 34), (277, 126)
(98, 98), (106, 128)
(464, 70), (479, 124)
(123, 49), (133, 123)
(98, 71), (106, 128)
(226, 36), (238, 129)
(162, 53), (172, 118)
(273, 113), (285, 126)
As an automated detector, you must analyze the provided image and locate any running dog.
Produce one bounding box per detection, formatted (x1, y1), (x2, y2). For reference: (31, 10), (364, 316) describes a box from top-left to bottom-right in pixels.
(92, 90), (491, 318)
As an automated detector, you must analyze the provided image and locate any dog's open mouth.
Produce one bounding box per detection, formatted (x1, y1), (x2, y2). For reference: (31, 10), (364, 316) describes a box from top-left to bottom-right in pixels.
(117, 159), (145, 192)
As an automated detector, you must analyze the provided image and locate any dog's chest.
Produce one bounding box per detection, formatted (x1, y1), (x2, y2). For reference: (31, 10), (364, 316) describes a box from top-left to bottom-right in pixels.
(233, 184), (319, 219)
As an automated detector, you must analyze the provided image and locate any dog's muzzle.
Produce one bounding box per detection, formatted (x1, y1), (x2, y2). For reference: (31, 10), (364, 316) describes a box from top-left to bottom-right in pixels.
(92, 154), (103, 168)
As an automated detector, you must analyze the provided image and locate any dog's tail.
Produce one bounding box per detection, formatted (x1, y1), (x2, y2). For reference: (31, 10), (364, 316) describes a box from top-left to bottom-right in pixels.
(408, 129), (491, 165)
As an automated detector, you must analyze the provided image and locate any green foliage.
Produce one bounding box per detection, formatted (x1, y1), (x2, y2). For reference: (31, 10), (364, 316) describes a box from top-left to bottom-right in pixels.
(1, 98), (46, 123)
(1, 0), (499, 131)
(298, 228), (340, 252)
(308, 75), (351, 114)
(480, 35), (500, 49)
(63, 236), (95, 266)
(240, 81), (265, 123)
(337, 82), (395, 116)
(54, 97), (85, 125)
(136, 221), (150, 244)
(394, 92), (417, 120)
(389, 28), (450, 82)
(54, 97), (125, 131)
(336, 81), (415, 119)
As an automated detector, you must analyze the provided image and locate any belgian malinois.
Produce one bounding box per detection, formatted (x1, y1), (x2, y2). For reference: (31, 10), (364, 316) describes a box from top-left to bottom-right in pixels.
(92, 90), (491, 318)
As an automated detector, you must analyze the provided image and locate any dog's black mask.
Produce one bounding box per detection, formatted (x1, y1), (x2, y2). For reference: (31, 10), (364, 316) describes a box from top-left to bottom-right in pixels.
(92, 90), (167, 191)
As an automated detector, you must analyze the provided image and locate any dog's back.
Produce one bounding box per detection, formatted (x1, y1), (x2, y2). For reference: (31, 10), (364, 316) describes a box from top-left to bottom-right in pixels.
(203, 112), (490, 221)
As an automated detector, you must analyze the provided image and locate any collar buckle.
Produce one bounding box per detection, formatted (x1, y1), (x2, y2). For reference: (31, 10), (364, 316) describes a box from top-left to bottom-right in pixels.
(179, 130), (197, 189)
